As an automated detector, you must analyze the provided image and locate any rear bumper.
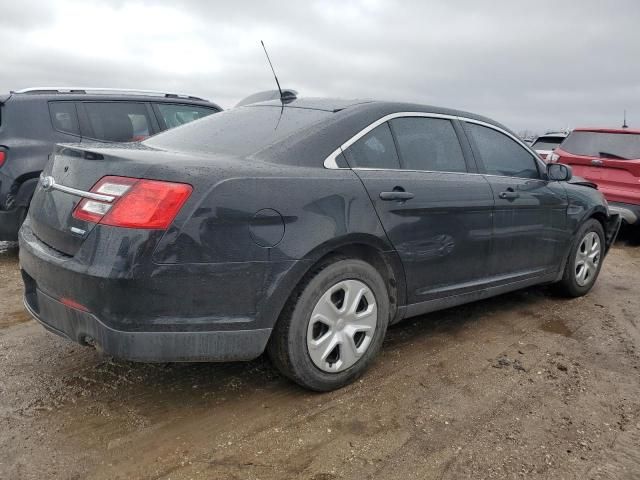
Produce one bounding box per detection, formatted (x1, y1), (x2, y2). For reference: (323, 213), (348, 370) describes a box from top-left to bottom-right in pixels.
(18, 220), (304, 362)
(23, 287), (271, 362)
(608, 202), (640, 225)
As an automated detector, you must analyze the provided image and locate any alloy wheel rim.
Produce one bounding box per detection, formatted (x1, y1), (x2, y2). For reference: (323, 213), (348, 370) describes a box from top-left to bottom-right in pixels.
(306, 279), (378, 373)
(575, 231), (601, 287)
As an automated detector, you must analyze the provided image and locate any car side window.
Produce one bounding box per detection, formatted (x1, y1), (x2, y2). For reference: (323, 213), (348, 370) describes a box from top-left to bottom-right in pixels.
(49, 102), (80, 136)
(465, 122), (540, 179)
(343, 123), (400, 169)
(390, 117), (467, 172)
(156, 104), (217, 129)
(83, 102), (152, 142)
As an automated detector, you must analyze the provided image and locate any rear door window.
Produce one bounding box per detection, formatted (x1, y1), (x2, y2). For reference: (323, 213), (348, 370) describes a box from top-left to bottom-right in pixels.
(465, 122), (540, 179)
(390, 117), (467, 172)
(561, 131), (640, 160)
(83, 102), (152, 142)
(343, 123), (400, 169)
(155, 103), (218, 130)
(49, 102), (80, 136)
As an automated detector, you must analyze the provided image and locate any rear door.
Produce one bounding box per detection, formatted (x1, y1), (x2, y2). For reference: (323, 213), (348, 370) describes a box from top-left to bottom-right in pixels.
(463, 121), (568, 277)
(345, 114), (494, 305)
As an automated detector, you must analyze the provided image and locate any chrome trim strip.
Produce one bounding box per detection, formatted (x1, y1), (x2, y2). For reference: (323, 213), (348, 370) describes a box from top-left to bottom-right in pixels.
(40, 174), (115, 202)
(324, 111), (540, 170)
(52, 183), (115, 202)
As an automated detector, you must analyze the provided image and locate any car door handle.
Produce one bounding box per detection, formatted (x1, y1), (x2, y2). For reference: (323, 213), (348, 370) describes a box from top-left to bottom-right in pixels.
(499, 188), (520, 200)
(591, 159), (604, 166)
(380, 190), (414, 201)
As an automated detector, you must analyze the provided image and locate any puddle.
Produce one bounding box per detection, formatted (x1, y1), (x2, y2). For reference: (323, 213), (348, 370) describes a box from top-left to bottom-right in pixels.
(539, 318), (573, 337)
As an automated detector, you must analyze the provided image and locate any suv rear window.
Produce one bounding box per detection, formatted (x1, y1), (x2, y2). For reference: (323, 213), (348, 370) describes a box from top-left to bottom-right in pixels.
(49, 102), (80, 136)
(561, 131), (640, 160)
(145, 105), (331, 157)
(84, 102), (152, 142)
(156, 104), (217, 129)
(531, 136), (563, 151)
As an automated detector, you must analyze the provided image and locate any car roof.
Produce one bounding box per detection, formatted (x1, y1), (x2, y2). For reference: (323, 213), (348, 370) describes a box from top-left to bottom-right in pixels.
(573, 127), (640, 135)
(5, 87), (221, 109)
(248, 97), (374, 112)
(249, 97), (508, 129)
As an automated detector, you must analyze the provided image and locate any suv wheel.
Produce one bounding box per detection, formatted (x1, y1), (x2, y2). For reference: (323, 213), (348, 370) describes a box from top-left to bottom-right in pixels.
(268, 258), (389, 391)
(554, 219), (605, 297)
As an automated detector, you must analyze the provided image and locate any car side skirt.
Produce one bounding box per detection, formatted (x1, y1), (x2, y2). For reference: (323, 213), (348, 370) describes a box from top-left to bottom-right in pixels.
(401, 271), (558, 321)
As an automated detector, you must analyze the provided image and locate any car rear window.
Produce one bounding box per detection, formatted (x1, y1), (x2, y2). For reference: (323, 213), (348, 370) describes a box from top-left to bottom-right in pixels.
(532, 136), (564, 151)
(156, 103), (217, 129)
(144, 105), (332, 157)
(561, 131), (640, 160)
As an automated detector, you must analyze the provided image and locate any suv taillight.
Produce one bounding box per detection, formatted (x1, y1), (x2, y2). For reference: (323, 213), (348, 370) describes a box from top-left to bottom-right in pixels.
(0, 149), (6, 168)
(72, 176), (192, 229)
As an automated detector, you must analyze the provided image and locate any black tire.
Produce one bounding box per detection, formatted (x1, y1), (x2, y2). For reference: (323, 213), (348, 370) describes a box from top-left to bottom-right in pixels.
(554, 219), (605, 297)
(267, 257), (390, 391)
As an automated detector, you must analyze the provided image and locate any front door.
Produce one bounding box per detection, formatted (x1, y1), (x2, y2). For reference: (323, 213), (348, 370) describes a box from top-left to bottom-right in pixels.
(343, 116), (494, 305)
(463, 121), (568, 277)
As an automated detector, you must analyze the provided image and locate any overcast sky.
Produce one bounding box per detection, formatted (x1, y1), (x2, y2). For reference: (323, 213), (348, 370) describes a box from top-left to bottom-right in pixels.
(2, 0), (639, 133)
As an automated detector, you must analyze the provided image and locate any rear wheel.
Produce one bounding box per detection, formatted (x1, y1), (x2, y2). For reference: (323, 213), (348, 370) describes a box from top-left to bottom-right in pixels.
(554, 219), (605, 297)
(268, 258), (390, 391)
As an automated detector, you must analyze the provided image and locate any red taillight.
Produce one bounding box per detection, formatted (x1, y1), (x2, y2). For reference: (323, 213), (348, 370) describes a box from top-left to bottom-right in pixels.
(72, 176), (192, 229)
(0, 150), (6, 167)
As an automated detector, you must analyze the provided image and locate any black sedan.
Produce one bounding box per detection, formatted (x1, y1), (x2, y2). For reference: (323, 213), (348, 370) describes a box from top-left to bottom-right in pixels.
(19, 97), (620, 391)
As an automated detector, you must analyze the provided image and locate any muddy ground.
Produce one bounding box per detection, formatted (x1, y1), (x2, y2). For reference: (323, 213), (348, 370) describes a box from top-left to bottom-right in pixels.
(1, 234), (639, 480)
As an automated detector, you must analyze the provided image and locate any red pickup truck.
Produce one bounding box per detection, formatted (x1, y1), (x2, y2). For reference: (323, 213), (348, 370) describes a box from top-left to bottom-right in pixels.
(551, 128), (640, 225)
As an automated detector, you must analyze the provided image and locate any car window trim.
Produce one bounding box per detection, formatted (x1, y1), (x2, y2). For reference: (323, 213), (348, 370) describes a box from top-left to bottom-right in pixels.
(324, 112), (541, 176)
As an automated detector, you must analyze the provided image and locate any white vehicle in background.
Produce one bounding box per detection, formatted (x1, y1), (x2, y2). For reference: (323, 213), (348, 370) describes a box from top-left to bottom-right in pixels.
(531, 130), (570, 162)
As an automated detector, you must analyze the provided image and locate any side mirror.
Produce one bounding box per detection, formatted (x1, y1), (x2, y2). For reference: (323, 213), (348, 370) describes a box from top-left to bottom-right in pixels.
(547, 163), (572, 182)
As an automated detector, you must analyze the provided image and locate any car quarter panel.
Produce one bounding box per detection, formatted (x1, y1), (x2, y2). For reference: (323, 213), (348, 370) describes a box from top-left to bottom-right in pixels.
(149, 163), (405, 327)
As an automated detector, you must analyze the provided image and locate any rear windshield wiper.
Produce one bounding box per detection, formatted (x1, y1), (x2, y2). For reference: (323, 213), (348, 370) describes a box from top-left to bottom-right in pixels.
(598, 151), (628, 160)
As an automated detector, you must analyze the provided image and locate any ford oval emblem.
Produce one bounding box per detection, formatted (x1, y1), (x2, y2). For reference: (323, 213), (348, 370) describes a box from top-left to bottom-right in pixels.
(40, 175), (55, 191)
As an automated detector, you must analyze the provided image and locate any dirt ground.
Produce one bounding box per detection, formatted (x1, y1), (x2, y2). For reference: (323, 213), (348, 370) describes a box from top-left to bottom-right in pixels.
(1, 233), (639, 480)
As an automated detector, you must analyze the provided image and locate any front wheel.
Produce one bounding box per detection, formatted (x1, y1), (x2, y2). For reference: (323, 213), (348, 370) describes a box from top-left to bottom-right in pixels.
(554, 219), (605, 297)
(268, 258), (390, 391)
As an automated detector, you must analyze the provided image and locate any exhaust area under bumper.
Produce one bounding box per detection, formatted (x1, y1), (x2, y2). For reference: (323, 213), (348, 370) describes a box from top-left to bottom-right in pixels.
(23, 286), (272, 362)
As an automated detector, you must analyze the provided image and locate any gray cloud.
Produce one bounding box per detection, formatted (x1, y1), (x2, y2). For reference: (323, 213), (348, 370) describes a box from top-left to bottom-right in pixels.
(1, 0), (639, 133)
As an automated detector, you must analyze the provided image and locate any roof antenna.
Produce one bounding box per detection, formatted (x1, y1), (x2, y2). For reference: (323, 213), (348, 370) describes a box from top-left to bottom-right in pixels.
(622, 109), (628, 129)
(260, 40), (296, 103)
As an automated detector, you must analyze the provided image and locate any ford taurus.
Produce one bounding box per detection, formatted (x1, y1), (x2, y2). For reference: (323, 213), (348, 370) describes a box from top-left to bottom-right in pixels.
(19, 97), (620, 391)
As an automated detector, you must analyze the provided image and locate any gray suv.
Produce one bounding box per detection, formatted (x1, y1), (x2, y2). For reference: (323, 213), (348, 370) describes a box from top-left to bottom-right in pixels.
(0, 87), (221, 240)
